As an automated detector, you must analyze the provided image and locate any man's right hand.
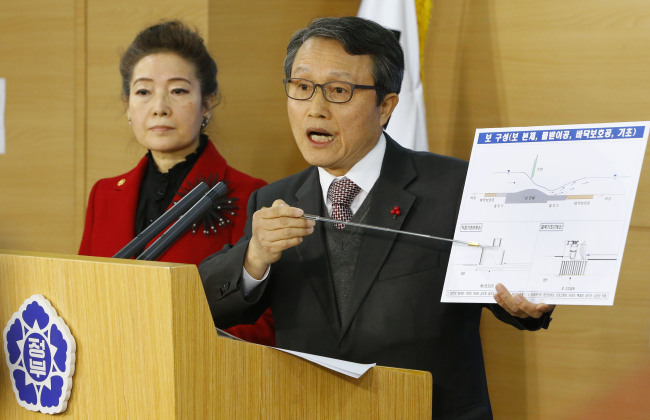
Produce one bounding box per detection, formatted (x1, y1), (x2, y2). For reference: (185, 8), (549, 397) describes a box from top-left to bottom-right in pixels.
(244, 199), (315, 279)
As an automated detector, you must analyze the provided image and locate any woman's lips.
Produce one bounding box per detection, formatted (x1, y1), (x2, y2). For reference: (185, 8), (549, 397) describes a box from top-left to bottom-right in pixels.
(150, 125), (174, 132)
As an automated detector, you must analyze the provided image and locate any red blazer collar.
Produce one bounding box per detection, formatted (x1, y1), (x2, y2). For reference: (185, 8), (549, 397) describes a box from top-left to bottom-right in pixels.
(171, 140), (229, 201)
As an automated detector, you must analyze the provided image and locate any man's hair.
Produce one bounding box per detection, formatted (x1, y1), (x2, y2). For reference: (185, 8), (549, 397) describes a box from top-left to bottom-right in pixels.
(284, 16), (405, 105)
(119, 20), (218, 101)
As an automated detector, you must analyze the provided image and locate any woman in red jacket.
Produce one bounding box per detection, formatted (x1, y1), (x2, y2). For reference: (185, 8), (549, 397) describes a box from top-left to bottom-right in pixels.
(79, 20), (274, 345)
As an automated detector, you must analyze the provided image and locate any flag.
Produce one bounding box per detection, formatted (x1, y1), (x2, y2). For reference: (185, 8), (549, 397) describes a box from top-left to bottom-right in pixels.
(358, 0), (431, 151)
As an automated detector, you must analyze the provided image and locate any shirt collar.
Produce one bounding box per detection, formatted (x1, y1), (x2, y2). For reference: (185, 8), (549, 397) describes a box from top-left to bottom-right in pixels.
(318, 132), (386, 202)
(145, 134), (208, 174)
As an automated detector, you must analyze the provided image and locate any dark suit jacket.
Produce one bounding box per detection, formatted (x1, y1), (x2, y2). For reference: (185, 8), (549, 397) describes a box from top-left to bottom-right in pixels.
(199, 135), (551, 419)
(79, 139), (275, 346)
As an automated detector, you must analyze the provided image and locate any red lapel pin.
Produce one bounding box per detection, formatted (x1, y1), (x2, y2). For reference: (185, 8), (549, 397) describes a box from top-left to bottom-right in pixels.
(390, 205), (401, 219)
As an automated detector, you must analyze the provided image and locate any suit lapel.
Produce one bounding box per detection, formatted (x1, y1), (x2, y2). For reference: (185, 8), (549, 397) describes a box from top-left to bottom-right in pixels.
(291, 169), (342, 335)
(340, 136), (418, 336)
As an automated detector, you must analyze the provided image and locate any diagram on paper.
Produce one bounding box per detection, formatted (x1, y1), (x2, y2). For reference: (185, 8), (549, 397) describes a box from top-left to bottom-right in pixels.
(442, 123), (648, 305)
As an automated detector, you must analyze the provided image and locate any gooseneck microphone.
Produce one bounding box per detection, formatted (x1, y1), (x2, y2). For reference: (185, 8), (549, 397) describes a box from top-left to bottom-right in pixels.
(136, 182), (228, 261)
(113, 182), (210, 259)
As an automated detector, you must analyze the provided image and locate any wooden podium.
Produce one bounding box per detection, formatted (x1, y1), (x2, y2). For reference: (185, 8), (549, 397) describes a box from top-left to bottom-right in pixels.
(0, 250), (432, 419)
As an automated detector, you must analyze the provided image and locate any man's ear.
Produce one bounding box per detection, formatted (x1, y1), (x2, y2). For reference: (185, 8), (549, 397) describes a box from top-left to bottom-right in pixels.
(379, 93), (399, 127)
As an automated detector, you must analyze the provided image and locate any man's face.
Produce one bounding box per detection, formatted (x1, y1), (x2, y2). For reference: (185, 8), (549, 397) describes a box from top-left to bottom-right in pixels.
(287, 37), (397, 176)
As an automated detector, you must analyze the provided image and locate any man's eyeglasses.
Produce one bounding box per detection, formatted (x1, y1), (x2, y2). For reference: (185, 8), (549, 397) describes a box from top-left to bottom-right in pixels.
(283, 78), (381, 104)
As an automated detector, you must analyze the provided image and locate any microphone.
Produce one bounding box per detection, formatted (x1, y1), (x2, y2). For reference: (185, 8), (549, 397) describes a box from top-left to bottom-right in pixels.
(136, 182), (228, 261)
(113, 181), (210, 259)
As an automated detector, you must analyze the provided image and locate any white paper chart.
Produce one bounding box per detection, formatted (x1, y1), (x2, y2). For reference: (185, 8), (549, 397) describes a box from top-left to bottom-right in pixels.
(442, 122), (648, 305)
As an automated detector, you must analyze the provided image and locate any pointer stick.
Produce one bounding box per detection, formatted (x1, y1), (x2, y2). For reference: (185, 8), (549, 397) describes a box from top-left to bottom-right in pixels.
(302, 214), (481, 247)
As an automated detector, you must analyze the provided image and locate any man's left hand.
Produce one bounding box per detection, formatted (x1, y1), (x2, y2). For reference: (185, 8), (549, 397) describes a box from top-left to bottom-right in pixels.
(493, 283), (555, 318)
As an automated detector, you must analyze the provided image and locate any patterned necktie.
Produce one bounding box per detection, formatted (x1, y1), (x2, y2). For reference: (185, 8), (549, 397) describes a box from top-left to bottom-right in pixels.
(327, 177), (361, 229)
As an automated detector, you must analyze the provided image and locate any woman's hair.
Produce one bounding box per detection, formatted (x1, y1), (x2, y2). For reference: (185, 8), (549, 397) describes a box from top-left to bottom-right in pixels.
(119, 20), (218, 101)
(284, 16), (404, 105)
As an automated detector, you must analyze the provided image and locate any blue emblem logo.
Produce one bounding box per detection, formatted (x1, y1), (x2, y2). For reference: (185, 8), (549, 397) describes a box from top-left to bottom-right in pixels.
(3, 295), (76, 414)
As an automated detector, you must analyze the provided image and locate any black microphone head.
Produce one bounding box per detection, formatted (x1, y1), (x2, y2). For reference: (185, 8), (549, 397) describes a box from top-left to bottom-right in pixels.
(205, 181), (228, 201)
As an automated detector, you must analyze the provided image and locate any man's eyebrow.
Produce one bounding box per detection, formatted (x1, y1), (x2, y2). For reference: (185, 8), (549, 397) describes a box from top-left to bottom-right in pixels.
(291, 65), (310, 75)
(292, 67), (354, 80)
(329, 70), (354, 79)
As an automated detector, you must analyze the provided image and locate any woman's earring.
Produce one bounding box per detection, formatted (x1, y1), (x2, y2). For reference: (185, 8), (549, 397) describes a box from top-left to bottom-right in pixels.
(201, 116), (209, 128)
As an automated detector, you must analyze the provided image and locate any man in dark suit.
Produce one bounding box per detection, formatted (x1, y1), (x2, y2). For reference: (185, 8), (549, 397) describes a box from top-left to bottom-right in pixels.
(199, 16), (554, 419)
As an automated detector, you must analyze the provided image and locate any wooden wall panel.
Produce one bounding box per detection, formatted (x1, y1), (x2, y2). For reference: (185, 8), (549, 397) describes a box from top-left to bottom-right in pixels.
(0, 1), (79, 254)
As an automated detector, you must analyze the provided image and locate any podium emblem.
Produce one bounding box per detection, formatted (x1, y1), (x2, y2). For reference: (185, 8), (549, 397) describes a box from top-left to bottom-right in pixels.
(3, 295), (76, 414)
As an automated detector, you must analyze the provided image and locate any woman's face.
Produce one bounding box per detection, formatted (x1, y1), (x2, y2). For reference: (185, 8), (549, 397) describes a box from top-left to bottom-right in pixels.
(127, 52), (210, 161)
